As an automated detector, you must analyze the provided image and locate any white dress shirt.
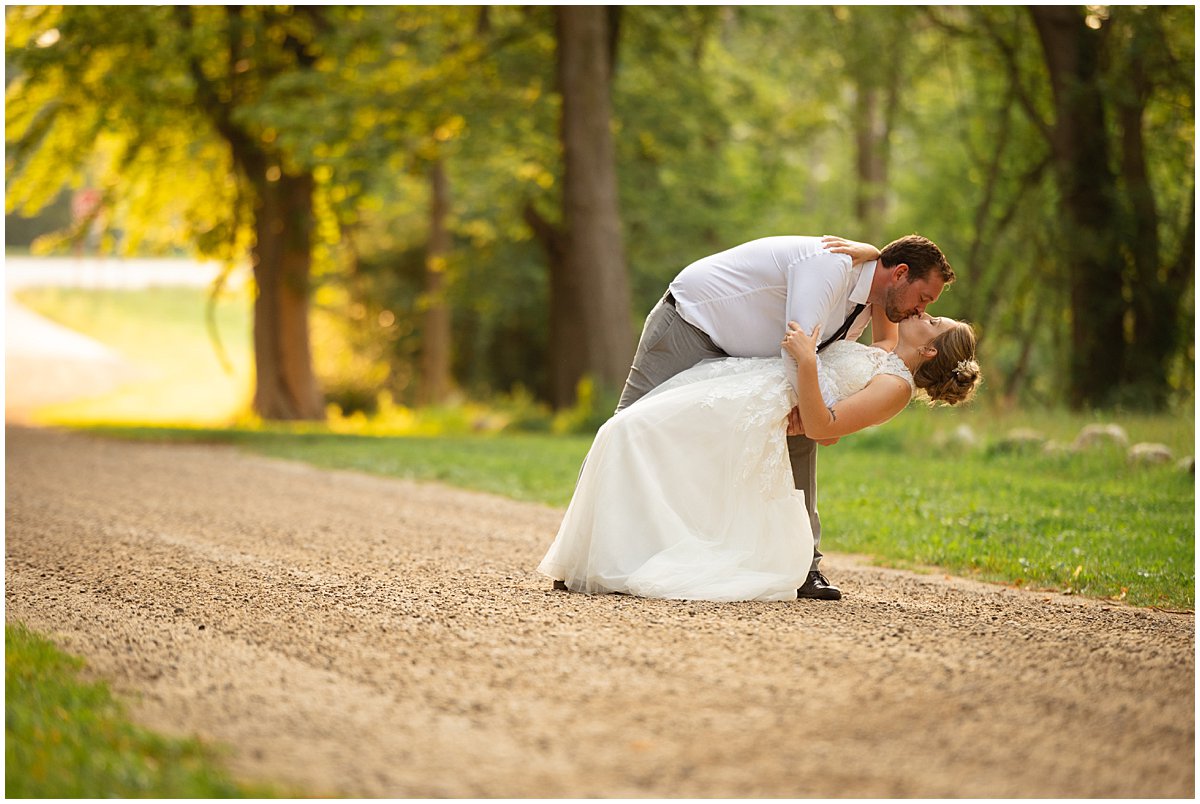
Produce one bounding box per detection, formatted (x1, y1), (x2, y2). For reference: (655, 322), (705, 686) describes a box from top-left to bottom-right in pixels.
(669, 236), (875, 390)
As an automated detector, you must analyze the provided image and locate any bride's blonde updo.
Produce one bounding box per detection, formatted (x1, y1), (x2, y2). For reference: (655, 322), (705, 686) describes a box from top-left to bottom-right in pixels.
(912, 322), (981, 406)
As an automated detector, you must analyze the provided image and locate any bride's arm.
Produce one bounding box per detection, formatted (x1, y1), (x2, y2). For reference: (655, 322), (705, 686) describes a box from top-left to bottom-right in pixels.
(785, 408), (840, 445)
(782, 322), (910, 440)
(798, 375), (910, 440)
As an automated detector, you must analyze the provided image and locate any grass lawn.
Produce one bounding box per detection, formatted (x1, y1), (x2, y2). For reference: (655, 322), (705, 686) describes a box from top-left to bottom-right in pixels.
(16, 285), (254, 426)
(819, 428), (1193, 608)
(5, 623), (277, 797)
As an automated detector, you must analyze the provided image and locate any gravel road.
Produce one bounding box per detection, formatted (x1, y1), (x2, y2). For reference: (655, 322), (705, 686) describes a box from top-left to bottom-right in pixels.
(5, 424), (1193, 797)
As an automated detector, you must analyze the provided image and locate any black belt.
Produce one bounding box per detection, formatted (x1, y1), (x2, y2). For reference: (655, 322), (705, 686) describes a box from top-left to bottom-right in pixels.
(664, 291), (676, 307)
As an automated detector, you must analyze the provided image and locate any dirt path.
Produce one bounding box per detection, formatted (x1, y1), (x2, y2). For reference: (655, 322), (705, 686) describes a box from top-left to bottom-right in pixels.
(4, 288), (140, 423)
(4, 424), (1193, 797)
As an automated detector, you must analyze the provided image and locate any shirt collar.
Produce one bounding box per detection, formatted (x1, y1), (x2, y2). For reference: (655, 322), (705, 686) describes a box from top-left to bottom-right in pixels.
(850, 259), (876, 305)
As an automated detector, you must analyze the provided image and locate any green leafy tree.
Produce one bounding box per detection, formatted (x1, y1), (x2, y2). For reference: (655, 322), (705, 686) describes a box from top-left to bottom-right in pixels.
(941, 5), (1194, 409)
(263, 6), (560, 409)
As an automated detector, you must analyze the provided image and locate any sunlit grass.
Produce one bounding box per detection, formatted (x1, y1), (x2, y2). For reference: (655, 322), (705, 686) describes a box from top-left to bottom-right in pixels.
(818, 427), (1194, 609)
(15, 285), (254, 426)
(5, 622), (278, 797)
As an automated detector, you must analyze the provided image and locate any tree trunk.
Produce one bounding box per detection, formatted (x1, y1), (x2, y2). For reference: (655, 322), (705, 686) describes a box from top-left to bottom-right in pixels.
(1030, 6), (1126, 409)
(1114, 11), (1179, 407)
(551, 5), (634, 408)
(1001, 294), (1046, 408)
(841, 7), (905, 245)
(249, 166), (324, 420)
(419, 158), (453, 406)
(852, 78), (897, 244)
(179, 5), (325, 422)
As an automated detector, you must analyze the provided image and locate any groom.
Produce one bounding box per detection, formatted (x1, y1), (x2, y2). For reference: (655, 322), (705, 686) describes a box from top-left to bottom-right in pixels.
(615, 234), (955, 600)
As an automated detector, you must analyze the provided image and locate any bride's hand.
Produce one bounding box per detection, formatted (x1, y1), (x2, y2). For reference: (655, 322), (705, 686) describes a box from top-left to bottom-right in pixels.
(822, 235), (880, 264)
(782, 321), (819, 360)
(786, 406), (804, 436)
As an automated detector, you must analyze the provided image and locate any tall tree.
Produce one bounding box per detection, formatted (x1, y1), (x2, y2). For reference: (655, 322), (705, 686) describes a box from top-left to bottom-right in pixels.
(528, 6), (633, 407)
(1105, 7), (1195, 406)
(176, 6), (326, 420)
(1027, 6), (1127, 408)
(833, 7), (915, 243)
(277, 6), (550, 407)
(418, 158), (453, 405)
(929, 5), (1193, 409)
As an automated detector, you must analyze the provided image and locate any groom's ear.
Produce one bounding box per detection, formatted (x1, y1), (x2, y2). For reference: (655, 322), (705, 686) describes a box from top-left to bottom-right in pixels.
(892, 263), (910, 283)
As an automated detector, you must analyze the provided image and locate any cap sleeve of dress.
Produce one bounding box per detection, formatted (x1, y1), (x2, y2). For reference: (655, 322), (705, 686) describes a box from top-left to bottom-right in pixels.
(879, 352), (915, 396)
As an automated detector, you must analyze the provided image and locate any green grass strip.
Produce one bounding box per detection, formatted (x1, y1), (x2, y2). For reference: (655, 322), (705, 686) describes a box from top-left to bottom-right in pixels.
(818, 436), (1194, 609)
(5, 622), (276, 798)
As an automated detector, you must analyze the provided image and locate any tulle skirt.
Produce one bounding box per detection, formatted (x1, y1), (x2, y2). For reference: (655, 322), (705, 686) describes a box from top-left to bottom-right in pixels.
(538, 358), (813, 602)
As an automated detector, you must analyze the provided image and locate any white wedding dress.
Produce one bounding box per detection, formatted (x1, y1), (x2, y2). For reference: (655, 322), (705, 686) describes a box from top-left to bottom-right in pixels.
(538, 341), (915, 601)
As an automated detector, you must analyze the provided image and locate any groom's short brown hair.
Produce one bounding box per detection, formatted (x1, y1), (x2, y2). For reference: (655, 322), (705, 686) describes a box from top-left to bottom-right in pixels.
(881, 235), (955, 285)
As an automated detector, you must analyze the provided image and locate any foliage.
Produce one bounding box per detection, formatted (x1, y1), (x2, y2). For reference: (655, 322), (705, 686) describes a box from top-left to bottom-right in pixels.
(914, 6), (1195, 409)
(6, 6), (1194, 411)
(6, 7), (243, 261)
(5, 622), (276, 797)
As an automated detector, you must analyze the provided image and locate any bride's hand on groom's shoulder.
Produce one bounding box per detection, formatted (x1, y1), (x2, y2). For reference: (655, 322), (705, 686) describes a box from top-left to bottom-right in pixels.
(822, 235), (881, 264)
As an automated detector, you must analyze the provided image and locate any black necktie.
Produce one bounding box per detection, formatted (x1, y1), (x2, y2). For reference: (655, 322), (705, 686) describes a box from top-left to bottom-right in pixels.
(817, 303), (866, 353)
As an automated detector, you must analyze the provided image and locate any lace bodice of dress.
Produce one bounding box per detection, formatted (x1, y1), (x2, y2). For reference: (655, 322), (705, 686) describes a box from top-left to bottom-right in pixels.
(815, 340), (914, 406)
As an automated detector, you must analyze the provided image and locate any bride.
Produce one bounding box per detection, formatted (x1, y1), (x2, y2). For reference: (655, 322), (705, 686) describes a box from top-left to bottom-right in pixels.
(538, 310), (981, 602)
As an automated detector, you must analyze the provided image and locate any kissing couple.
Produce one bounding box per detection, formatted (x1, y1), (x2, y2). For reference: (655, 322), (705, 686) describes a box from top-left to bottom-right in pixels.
(539, 234), (981, 602)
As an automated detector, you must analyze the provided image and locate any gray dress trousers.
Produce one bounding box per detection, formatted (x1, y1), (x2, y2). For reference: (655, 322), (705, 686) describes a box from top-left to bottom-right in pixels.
(615, 294), (824, 573)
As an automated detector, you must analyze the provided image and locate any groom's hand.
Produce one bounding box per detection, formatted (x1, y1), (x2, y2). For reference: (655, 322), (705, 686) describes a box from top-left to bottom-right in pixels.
(786, 406), (804, 436)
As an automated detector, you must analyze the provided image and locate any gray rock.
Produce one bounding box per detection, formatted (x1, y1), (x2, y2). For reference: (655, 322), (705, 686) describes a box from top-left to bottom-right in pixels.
(1042, 440), (1076, 456)
(1073, 423), (1130, 450)
(994, 428), (1045, 453)
(937, 423), (979, 450)
(1127, 442), (1174, 466)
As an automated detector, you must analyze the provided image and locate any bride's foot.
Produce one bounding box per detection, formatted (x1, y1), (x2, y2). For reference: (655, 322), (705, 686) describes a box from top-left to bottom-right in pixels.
(552, 579), (569, 591)
(797, 570), (842, 600)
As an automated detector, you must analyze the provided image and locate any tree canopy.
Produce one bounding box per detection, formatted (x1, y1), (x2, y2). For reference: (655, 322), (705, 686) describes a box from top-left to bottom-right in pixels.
(6, 5), (1194, 416)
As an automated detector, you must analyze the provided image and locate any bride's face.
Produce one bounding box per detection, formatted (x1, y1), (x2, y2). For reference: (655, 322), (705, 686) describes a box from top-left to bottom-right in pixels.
(900, 312), (958, 347)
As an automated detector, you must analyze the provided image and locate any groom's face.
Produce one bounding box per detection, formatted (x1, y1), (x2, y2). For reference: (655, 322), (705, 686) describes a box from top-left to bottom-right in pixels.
(884, 268), (945, 323)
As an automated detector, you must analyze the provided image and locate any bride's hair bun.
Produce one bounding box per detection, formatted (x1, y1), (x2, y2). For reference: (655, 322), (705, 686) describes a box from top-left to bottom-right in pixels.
(912, 323), (981, 406)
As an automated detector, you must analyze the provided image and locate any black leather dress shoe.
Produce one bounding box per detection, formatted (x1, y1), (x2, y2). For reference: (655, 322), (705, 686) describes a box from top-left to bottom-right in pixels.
(797, 570), (842, 600)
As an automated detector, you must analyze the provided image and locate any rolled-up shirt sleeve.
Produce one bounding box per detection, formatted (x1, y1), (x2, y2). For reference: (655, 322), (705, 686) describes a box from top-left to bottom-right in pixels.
(781, 250), (853, 395)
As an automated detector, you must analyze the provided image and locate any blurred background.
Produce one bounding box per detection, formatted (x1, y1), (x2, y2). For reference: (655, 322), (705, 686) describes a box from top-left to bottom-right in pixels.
(5, 5), (1195, 429)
